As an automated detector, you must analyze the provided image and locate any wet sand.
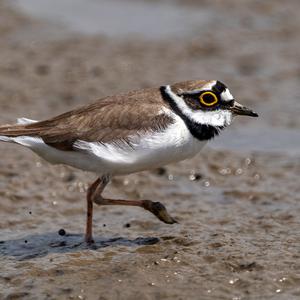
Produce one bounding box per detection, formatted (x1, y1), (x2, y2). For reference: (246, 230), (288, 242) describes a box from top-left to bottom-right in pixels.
(0, 0), (299, 299)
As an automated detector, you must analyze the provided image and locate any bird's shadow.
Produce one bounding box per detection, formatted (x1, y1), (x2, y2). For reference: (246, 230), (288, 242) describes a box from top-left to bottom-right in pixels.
(0, 232), (159, 261)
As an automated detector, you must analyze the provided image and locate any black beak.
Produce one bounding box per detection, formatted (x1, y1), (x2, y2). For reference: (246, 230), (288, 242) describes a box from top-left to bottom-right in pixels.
(231, 101), (258, 117)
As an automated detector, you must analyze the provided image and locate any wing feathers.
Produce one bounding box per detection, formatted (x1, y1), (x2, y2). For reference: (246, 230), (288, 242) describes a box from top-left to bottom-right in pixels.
(0, 87), (174, 151)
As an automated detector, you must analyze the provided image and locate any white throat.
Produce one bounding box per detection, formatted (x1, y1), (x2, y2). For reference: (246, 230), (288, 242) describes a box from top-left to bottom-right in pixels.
(165, 85), (233, 127)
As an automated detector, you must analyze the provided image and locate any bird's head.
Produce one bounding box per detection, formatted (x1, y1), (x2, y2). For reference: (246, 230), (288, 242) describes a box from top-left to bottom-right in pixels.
(162, 80), (258, 128)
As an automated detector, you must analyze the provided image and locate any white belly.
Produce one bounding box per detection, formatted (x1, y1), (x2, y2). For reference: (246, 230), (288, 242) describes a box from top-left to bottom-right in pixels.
(74, 116), (205, 175)
(1, 115), (205, 176)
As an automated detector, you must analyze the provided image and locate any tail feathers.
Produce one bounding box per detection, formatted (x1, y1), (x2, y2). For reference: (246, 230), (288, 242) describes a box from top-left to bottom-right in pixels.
(0, 125), (36, 137)
(0, 118), (39, 139)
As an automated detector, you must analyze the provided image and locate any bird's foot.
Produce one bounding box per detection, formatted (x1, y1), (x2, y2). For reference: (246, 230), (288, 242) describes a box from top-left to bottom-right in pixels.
(142, 200), (178, 224)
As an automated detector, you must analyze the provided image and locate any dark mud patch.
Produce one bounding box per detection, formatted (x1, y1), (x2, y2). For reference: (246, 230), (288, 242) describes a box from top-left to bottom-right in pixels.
(0, 233), (159, 260)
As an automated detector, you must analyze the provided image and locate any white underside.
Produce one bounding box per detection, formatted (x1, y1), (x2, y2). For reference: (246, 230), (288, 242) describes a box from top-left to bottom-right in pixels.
(0, 112), (206, 176)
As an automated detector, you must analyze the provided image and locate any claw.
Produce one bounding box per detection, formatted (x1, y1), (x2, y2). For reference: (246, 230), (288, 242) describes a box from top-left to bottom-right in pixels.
(142, 200), (177, 224)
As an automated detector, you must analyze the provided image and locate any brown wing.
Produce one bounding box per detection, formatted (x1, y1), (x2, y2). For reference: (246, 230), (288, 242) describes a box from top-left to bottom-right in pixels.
(0, 87), (174, 150)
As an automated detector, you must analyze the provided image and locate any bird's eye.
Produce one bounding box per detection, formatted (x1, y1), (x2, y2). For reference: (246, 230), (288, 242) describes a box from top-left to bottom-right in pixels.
(199, 92), (219, 107)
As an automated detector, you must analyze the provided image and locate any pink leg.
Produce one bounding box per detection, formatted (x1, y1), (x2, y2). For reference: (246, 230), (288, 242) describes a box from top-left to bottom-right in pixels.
(92, 176), (177, 224)
(85, 175), (177, 243)
(85, 178), (101, 243)
(97, 198), (177, 224)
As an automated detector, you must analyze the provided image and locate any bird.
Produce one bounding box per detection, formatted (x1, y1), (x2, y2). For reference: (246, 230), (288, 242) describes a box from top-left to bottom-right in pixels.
(0, 80), (258, 243)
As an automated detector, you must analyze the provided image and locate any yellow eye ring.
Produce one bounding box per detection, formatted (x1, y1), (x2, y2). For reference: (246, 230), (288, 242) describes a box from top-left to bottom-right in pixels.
(199, 92), (219, 107)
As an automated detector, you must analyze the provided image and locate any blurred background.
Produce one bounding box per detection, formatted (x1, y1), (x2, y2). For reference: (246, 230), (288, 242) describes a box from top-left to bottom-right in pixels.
(0, 0), (299, 299)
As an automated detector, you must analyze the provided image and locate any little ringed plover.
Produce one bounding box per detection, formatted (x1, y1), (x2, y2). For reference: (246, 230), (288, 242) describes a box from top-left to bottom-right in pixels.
(0, 80), (258, 243)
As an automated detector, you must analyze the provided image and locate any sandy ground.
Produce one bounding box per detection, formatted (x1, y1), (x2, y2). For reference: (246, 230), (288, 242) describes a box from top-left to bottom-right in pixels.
(0, 0), (299, 299)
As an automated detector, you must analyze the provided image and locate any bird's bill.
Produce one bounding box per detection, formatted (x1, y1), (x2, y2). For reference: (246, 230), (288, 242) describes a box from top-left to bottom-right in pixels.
(231, 101), (258, 117)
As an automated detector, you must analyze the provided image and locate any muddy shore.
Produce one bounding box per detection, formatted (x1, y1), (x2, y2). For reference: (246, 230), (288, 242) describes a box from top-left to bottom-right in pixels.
(0, 1), (299, 299)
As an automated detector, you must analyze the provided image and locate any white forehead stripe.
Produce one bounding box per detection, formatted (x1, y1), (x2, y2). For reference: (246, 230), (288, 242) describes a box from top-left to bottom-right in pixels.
(221, 88), (234, 101)
(202, 80), (217, 90)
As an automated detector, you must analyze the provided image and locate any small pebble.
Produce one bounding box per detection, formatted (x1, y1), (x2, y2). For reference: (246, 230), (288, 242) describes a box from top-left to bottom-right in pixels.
(189, 173), (202, 181)
(155, 167), (166, 176)
(194, 173), (202, 180)
(124, 223), (131, 228)
(58, 229), (66, 236)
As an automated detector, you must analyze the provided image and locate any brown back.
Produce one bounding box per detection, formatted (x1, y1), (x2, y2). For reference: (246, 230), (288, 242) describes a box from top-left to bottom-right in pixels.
(0, 87), (173, 150)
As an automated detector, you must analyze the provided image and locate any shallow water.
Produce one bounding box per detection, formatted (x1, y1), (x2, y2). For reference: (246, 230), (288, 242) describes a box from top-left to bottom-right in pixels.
(14, 0), (209, 39)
